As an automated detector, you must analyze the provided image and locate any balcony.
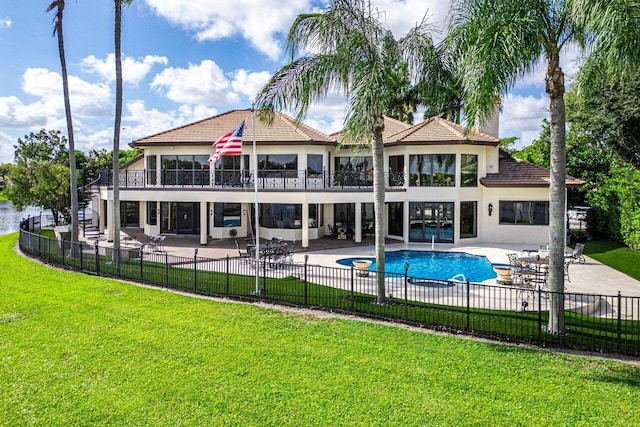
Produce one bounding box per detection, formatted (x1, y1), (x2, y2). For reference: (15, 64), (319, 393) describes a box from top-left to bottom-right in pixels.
(96, 169), (406, 191)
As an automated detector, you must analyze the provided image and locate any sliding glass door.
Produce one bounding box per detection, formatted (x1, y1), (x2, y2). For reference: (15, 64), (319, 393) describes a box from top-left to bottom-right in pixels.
(160, 202), (200, 234)
(409, 202), (454, 243)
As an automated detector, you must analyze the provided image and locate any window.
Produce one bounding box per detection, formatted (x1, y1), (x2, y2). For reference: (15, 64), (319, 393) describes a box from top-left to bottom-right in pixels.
(146, 155), (157, 185)
(307, 154), (323, 176)
(214, 203), (241, 227)
(388, 155), (404, 186)
(214, 154), (249, 186)
(409, 154), (455, 187)
(388, 202), (403, 236)
(461, 154), (478, 187)
(147, 201), (157, 226)
(260, 203), (301, 228)
(161, 155), (210, 185)
(258, 154), (298, 177)
(460, 201), (477, 238)
(499, 201), (549, 225)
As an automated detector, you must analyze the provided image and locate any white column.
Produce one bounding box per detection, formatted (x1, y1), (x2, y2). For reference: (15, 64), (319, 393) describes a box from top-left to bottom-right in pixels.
(200, 202), (208, 245)
(301, 203), (309, 248)
(106, 198), (114, 242)
(355, 202), (362, 243)
(98, 197), (105, 232)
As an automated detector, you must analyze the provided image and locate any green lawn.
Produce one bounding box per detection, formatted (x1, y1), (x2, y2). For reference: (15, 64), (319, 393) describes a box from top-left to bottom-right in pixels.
(582, 239), (640, 281)
(2, 233), (639, 426)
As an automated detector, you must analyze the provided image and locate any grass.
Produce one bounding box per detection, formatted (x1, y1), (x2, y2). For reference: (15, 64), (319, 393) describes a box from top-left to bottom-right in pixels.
(0, 194), (7, 201)
(2, 232), (640, 426)
(581, 238), (640, 281)
(22, 231), (640, 355)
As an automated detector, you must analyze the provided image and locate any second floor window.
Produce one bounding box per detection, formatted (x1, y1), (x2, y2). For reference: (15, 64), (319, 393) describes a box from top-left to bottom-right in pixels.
(461, 154), (478, 187)
(409, 154), (455, 187)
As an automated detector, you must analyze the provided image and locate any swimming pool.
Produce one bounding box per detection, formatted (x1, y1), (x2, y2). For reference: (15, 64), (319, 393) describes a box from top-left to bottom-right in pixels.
(336, 250), (497, 282)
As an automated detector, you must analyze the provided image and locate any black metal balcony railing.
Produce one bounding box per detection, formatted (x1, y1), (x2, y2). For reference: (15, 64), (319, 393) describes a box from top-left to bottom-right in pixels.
(97, 169), (406, 190)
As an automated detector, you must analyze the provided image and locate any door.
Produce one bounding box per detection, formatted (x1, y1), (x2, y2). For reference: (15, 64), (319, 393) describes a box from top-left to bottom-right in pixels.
(409, 202), (454, 243)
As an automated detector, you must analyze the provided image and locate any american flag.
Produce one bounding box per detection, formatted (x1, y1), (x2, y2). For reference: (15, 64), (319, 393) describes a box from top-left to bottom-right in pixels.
(209, 120), (245, 163)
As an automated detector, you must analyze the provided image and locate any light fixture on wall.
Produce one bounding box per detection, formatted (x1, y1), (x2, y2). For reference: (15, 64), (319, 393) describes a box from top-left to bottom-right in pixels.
(488, 203), (493, 216)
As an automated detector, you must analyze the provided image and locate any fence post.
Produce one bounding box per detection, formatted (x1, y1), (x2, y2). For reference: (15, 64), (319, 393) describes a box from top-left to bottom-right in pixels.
(225, 255), (230, 295)
(537, 289), (542, 343)
(165, 252), (169, 287)
(617, 291), (622, 353)
(465, 280), (470, 331)
(262, 257), (267, 296)
(95, 241), (100, 276)
(304, 255), (309, 306)
(61, 239), (65, 267)
(48, 237), (51, 261)
(404, 262), (409, 320)
(193, 249), (198, 292)
(79, 242), (83, 271)
(350, 266), (355, 311)
(139, 247), (144, 284)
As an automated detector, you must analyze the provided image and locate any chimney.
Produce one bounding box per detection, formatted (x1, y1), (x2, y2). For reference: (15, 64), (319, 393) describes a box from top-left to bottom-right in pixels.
(476, 96), (501, 139)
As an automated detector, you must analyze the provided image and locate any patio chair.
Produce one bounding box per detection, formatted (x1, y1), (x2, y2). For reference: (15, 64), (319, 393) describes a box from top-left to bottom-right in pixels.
(565, 243), (586, 264)
(235, 240), (254, 265)
(328, 224), (339, 239)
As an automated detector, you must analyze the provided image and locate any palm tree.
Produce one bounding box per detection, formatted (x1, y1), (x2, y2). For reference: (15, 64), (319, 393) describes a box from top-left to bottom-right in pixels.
(46, 0), (79, 257)
(447, 0), (640, 333)
(255, 0), (440, 303)
(112, 0), (133, 262)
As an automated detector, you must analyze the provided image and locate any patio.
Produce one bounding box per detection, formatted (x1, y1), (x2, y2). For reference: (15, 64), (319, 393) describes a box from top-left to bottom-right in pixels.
(91, 228), (640, 298)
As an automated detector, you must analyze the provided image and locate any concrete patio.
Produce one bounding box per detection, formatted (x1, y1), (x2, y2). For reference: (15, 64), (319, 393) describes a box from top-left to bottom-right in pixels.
(91, 228), (640, 298)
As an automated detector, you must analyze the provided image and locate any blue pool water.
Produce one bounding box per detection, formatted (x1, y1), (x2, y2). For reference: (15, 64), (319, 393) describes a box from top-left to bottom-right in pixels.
(336, 250), (497, 282)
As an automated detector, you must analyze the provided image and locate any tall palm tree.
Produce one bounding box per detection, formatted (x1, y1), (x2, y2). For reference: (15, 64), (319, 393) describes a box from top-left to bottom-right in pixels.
(112, 0), (133, 262)
(46, 0), (79, 256)
(447, 0), (640, 333)
(255, 0), (440, 303)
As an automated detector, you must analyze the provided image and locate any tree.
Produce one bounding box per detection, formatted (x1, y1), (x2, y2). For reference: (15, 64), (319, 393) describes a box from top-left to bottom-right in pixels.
(3, 130), (73, 222)
(446, 0), (640, 334)
(46, 0), (79, 255)
(255, 0), (440, 303)
(112, 0), (133, 261)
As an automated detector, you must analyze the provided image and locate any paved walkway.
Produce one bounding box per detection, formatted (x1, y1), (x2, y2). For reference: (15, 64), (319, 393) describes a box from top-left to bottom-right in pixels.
(88, 229), (640, 298)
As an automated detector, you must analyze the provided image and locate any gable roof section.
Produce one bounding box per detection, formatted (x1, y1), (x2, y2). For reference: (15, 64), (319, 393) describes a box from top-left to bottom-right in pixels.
(130, 109), (336, 147)
(330, 116), (412, 144)
(385, 117), (499, 146)
(480, 151), (584, 188)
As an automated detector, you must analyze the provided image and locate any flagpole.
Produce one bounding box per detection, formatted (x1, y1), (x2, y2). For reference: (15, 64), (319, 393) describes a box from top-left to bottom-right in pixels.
(251, 107), (260, 295)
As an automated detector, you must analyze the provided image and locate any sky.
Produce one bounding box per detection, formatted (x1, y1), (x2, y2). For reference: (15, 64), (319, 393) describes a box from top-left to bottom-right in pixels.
(0, 0), (583, 164)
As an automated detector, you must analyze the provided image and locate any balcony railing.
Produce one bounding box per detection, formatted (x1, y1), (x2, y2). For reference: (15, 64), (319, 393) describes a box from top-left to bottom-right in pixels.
(97, 169), (406, 190)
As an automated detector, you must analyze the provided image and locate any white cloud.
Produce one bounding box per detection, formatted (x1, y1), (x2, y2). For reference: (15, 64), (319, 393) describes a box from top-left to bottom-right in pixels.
(230, 69), (272, 101)
(80, 53), (168, 85)
(0, 17), (11, 29)
(0, 131), (17, 164)
(151, 60), (240, 105)
(21, 68), (112, 118)
(143, 0), (449, 60)
(500, 94), (549, 146)
(143, 0), (318, 60)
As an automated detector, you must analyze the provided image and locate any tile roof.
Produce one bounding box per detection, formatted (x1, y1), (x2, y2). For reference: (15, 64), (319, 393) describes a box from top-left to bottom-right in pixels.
(385, 117), (499, 146)
(130, 109), (336, 147)
(480, 151), (585, 188)
(331, 116), (412, 144)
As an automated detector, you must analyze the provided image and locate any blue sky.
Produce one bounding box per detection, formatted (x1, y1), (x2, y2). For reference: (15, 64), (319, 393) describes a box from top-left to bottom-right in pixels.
(0, 0), (580, 164)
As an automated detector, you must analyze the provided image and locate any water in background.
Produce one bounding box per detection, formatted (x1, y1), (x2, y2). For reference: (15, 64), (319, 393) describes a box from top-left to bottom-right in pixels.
(0, 201), (47, 235)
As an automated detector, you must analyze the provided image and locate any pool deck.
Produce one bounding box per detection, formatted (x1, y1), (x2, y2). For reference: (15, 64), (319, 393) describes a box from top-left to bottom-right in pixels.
(96, 229), (640, 298)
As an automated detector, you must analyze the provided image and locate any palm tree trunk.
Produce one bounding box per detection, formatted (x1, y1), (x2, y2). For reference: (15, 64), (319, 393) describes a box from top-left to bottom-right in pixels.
(372, 121), (386, 303)
(546, 55), (567, 334)
(112, 0), (123, 263)
(52, 1), (79, 257)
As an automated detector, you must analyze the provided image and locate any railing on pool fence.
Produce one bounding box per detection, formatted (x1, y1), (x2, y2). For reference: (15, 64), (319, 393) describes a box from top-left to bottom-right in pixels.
(17, 216), (640, 357)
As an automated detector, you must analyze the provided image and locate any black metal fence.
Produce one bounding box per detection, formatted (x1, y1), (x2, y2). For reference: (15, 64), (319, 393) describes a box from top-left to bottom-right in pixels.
(18, 218), (640, 356)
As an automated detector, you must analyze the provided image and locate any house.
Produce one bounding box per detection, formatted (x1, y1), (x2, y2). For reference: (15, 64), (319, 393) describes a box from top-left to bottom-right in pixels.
(92, 109), (583, 248)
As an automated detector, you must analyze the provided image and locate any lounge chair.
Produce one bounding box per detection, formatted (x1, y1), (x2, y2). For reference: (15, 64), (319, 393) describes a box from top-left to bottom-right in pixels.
(565, 243), (586, 264)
